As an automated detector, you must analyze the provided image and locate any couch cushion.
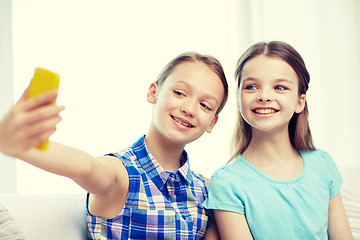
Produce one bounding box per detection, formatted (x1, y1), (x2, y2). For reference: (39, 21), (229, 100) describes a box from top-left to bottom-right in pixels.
(0, 194), (87, 240)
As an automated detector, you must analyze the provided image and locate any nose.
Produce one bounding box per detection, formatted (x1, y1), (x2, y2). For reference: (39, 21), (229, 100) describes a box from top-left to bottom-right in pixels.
(181, 99), (196, 117)
(258, 90), (273, 103)
(258, 97), (272, 103)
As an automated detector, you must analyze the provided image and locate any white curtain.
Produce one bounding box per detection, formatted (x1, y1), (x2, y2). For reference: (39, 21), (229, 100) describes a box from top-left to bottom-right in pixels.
(1, 0), (359, 194)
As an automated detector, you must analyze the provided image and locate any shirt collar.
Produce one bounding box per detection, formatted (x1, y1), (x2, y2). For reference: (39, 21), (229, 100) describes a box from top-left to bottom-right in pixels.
(132, 136), (193, 190)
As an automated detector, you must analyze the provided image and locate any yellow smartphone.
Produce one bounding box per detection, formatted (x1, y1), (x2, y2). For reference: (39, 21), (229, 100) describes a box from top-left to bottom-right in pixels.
(28, 67), (60, 150)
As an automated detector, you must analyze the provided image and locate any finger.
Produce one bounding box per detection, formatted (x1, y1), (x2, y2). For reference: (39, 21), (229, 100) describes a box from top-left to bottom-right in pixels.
(25, 104), (64, 126)
(13, 87), (30, 109)
(23, 90), (59, 111)
(26, 114), (63, 138)
(17, 127), (56, 152)
(19, 87), (29, 101)
(7, 104), (64, 145)
(32, 128), (57, 147)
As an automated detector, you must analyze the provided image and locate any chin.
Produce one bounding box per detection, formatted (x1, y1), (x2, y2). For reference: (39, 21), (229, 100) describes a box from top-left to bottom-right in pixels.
(167, 133), (201, 146)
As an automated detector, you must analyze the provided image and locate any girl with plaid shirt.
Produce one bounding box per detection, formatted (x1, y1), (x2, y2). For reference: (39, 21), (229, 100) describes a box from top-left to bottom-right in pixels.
(0, 52), (228, 239)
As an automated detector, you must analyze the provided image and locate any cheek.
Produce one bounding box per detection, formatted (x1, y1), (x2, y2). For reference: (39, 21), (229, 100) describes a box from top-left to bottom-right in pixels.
(159, 93), (177, 108)
(239, 94), (250, 112)
(153, 95), (173, 116)
(197, 109), (213, 123)
(283, 96), (301, 114)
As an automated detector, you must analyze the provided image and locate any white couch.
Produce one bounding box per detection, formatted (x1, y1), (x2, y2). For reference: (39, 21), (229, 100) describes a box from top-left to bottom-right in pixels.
(0, 194), (87, 240)
(341, 165), (360, 239)
(0, 165), (359, 240)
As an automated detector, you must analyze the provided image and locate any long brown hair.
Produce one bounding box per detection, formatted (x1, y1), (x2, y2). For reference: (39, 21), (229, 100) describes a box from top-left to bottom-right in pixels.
(230, 41), (315, 162)
(155, 52), (228, 116)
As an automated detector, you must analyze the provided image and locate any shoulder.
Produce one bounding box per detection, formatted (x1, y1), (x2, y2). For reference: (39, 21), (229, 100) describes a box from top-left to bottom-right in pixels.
(106, 147), (136, 161)
(301, 150), (342, 189)
(96, 146), (138, 184)
(190, 170), (208, 187)
(206, 162), (244, 190)
(301, 149), (336, 167)
(106, 147), (143, 171)
(95, 155), (129, 187)
(301, 149), (331, 158)
(212, 159), (245, 180)
(97, 154), (127, 171)
(191, 170), (208, 188)
(98, 146), (136, 170)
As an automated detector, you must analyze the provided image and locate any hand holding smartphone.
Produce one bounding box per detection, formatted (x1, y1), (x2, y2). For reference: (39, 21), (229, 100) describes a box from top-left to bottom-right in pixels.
(28, 67), (60, 150)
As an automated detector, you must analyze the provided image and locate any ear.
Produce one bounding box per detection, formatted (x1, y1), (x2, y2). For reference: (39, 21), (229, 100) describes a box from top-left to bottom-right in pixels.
(206, 115), (219, 133)
(295, 94), (306, 113)
(147, 82), (158, 104)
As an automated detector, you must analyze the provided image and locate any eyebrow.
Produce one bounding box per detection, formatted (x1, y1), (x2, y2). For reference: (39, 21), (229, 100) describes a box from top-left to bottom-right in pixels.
(242, 77), (294, 84)
(241, 77), (256, 82)
(275, 78), (294, 84)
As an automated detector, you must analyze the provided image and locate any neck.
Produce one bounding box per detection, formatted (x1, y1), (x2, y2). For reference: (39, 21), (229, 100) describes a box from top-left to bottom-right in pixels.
(243, 129), (304, 181)
(144, 133), (185, 172)
(244, 129), (296, 163)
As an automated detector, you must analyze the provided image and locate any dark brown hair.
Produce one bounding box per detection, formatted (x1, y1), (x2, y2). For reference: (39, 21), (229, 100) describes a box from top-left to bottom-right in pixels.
(231, 41), (315, 161)
(156, 52), (228, 116)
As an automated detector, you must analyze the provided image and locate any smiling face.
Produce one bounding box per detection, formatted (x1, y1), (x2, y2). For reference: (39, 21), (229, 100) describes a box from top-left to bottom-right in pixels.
(238, 55), (306, 135)
(147, 61), (224, 147)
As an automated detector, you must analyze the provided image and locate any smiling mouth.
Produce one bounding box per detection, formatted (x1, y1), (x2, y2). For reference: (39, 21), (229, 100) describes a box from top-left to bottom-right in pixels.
(171, 115), (195, 128)
(253, 108), (278, 114)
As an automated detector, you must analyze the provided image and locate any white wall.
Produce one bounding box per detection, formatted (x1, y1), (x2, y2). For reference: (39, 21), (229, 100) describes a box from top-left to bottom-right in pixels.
(11, 0), (239, 194)
(4, 0), (360, 194)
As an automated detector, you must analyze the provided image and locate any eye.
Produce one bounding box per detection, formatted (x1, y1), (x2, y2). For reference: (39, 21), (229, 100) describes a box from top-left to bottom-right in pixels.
(173, 90), (185, 96)
(200, 102), (212, 111)
(244, 84), (257, 90)
(274, 85), (288, 91)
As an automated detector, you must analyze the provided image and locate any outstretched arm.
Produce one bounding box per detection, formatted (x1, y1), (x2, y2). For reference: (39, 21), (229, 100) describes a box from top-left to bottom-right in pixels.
(214, 210), (253, 240)
(0, 88), (124, 195)
(328, 192), (353, 239)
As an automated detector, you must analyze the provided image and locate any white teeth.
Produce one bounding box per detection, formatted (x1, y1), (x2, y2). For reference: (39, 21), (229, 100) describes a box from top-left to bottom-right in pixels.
(255, 109), (276, 114)
(172, 116), (194, 127)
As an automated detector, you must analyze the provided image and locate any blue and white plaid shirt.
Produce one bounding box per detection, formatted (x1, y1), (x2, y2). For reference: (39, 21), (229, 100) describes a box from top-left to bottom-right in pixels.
(87, 136), (209, 239)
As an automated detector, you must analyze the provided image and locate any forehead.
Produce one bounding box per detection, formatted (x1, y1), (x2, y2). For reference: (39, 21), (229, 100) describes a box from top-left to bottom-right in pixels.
(165, 61), (224, 101)
(242, 55), (298, 83)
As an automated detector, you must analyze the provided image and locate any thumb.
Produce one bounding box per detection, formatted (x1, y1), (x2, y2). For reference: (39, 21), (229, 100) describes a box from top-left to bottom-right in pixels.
(18, 87), (30, 102)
